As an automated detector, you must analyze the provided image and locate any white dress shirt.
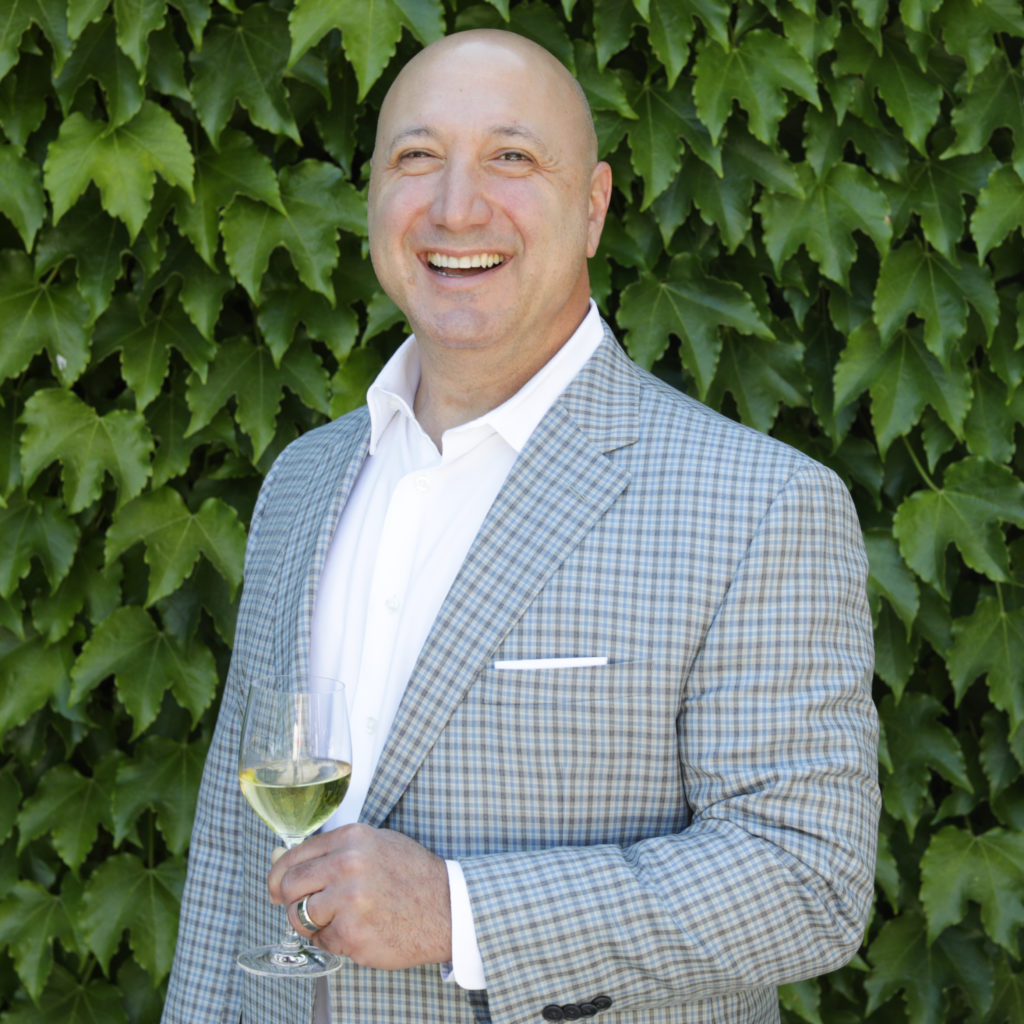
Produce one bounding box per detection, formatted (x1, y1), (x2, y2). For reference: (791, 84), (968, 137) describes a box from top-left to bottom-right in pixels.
(309, 302), (603, 1009)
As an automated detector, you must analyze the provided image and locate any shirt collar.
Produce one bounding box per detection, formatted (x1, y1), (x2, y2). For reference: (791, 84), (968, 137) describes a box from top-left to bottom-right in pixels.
(366, 300), (604, 456)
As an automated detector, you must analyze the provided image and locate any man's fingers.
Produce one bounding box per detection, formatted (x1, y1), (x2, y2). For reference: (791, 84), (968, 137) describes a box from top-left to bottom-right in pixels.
(271, 846), (286, 865)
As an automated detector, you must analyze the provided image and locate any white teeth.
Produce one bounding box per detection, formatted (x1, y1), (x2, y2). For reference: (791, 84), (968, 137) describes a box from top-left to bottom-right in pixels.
(427, 252), (504, 269)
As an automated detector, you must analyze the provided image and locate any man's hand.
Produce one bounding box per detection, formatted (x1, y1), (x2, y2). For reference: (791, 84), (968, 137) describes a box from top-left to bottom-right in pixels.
(267, 824), (453, 969)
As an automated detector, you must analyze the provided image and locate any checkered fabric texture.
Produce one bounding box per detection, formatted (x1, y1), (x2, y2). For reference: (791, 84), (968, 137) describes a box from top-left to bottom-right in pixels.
(162, 326), (879, 1024)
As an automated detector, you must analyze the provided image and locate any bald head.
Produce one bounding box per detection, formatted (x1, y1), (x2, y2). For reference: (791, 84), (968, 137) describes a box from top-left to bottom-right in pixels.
(374, 30), (599, 169)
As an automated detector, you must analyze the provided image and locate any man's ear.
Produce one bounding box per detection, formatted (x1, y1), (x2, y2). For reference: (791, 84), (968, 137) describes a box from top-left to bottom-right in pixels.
(586, 161), (613, 258)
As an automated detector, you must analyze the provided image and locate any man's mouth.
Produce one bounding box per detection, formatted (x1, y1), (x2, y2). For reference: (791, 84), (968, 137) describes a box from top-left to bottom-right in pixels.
(425, 252), (506, 276)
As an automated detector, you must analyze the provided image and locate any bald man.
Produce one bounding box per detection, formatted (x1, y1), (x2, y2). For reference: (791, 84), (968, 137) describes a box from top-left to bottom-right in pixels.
(163, 29), (879, 1024)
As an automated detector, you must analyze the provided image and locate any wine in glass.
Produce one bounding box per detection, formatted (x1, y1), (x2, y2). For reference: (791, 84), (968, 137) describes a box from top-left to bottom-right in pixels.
(236, 680), (352, 977)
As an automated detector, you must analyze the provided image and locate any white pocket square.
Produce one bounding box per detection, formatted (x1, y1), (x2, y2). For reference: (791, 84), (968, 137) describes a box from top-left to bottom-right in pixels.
(492, 656), (609, 671)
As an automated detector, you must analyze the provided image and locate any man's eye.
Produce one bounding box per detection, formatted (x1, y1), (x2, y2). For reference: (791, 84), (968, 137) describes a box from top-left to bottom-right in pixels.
(498, 151), (530, 162)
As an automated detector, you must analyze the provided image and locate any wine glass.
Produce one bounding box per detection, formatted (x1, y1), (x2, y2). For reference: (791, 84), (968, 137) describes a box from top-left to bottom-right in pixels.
(236, 679), (352, 977)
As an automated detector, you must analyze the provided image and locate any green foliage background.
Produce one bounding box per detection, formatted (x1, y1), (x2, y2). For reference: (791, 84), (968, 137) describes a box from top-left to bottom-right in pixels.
(1, 0), (1023, 1020)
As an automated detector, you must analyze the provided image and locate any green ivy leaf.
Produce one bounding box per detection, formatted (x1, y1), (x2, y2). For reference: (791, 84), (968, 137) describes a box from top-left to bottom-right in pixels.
(17, 760), (115, 870)
(874, 240), (998, 365)
(20, 389), (153, 513)
(692, 30), (820, 145)
(290, 0), (444, 98)
(706, 329), (807, 433)
(618, 254), (771, 394)
(979, 710), (1023, 801)
(104, 487), (245, 606)
(70, 605), (219, 734)
(174, 127), (284, 266)
(833, 323), (972, 457)
(145, 391), (236, 490)
(185, 334), (330, 460)
(0, 495), (79, 599)
(0, 634), (72, 738)
(864, 529), (919, 638)
(0, 0), (72, 78)
(883, 153), (995, 261)
(257, 284), (359, 365)
(0, 881), (77, 1002)
(989, 955), (1024, 1024)
(174, 128), (284, 267)
(33, 198), (128, 319)
(921, 825), (1024, 954)
(0, 145), (45, 249)
(112, 0), (166, 72)
(112, 735), (208, 854)
(625, 77), (691, 209)
(32, 536), (122, 644)
(937, 0), (1024, 80)
(92, 294), (216, 410)
(43, 101), (195, 240)
(53, 16), (144, 127)
(965, 367), (1020, 464)
(865, 912), (994, 1023)
(0, 964), (126, 1024)
(67, 0), (108, 39)
(878, 693), (971, 838)
(573, 39), (636, 119)
(0, 249), (91, 386)
(971, 164), (1024, 259)
(757, 162), (891, 286)
(892, 457), (1024, 596)
(221, 160), (365, 302)
(947, 51), (1024, 176)
(948, 597), (1024, 734)
(644, 0), (695, 88)
(81, 851), (184, 980)
(592, 0), (639, 69)
(190, 4), (300, 146)
(868, 35), (943, 153)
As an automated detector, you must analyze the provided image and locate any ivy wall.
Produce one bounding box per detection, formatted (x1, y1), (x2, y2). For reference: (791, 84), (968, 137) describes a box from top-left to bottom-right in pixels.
(0, 0), (1022, 1020)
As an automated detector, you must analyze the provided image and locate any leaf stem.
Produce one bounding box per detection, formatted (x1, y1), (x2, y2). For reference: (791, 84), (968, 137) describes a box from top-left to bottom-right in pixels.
(902, 436), (938, 491)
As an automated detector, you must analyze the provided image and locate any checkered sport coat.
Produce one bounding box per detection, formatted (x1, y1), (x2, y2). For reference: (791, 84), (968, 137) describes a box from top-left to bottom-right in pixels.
(163, 325), (879, 1024)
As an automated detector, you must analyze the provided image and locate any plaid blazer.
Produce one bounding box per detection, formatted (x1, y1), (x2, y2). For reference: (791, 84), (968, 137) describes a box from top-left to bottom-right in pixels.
(163, 326), (879, 1024)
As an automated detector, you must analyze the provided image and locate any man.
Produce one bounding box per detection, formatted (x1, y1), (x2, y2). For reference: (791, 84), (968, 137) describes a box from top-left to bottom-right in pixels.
(163, 28), (879, 1024)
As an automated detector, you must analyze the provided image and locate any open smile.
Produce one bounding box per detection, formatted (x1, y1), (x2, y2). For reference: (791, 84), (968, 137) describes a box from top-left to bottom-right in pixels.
(425, 252), (507, 277)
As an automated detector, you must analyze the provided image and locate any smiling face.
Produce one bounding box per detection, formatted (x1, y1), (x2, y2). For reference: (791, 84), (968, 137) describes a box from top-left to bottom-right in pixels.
(367, 31), (611, 381)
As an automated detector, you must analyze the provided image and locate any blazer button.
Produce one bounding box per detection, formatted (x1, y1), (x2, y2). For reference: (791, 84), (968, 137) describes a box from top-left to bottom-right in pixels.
(592, 995), (613, 1011)
(562, 1006), (583, 1020)
(541, 1006), (564, 1021)
(579, 1004), (598, 1017)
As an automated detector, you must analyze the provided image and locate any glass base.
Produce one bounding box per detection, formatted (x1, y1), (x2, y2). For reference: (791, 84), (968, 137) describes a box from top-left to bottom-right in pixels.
(237, 942), (345, 978)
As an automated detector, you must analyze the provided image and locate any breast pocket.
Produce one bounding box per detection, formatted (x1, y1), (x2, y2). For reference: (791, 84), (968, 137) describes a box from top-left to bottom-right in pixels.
(429, 659), (685, 850)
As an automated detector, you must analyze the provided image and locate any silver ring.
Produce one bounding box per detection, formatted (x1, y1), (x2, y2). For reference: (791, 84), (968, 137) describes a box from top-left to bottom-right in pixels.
(296, 894), (320, 932)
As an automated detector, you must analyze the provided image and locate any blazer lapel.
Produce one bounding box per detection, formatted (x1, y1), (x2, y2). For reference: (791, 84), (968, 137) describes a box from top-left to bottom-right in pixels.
(361, 333), (640, 826)
(272, 412), (371, 683)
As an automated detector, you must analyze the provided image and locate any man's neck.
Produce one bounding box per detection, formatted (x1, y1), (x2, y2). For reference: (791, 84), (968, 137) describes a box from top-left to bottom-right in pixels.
(411, 337), (568, 451)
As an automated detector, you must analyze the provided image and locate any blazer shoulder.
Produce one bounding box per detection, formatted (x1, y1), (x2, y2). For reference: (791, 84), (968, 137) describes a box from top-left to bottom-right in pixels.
(248, 406), (369, 544)
(608, 341), (825, 485)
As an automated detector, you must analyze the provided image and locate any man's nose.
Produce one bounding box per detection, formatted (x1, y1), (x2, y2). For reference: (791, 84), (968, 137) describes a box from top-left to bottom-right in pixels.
(429, 161), (491, 230)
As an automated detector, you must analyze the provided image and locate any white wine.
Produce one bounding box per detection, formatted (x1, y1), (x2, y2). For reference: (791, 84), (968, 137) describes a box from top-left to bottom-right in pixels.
(239, 758), (351, 841)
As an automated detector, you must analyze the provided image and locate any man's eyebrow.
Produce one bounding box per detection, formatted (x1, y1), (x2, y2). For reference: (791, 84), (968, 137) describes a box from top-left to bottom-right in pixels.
(384, 123), (553, 157)
(385, 127), (437, 152)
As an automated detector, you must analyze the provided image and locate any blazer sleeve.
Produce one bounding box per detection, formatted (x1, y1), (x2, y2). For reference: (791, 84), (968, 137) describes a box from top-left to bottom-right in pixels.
(459, 461), (880, 1022)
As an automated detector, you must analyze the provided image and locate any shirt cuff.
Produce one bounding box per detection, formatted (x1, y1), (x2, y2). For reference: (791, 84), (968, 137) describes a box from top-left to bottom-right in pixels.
(442, 859), (487, 989)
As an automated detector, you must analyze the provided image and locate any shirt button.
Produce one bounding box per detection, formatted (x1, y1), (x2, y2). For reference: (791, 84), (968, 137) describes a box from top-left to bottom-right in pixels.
(541, 1007), (564, 1022)
(385, 594), (400, 612)
(414, 475), (430, 493)
(365, 717), (377, 734)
